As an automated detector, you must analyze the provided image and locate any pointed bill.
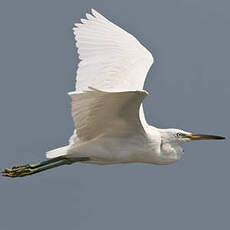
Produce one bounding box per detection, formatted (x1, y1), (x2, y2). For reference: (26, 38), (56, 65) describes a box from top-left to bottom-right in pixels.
(186, 134), (225, 140)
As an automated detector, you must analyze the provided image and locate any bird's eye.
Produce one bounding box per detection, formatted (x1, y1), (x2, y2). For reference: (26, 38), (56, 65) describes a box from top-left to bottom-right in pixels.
(177, 133), (183, 138)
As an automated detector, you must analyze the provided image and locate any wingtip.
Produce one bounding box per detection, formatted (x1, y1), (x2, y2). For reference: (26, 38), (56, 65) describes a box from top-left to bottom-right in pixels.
(91, 8), (103, 18)
(80, 18), (88, 24)
(73, 9), (97, 30)
(86, 12), (94, 20)
(91, 8), (96, 14)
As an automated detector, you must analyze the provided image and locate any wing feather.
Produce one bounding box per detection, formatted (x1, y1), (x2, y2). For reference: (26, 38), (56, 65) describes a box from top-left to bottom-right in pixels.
(73, 9), (154, 92)
(69, 10), (153, 144)
(69, 89), (148, 142)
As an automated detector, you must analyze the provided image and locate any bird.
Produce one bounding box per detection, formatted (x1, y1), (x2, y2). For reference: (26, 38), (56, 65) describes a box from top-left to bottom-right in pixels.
(1, 9), (225, 178)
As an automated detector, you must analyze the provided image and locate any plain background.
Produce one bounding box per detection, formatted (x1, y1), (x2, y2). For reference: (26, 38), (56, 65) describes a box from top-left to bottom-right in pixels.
(0, 0), (229, 229)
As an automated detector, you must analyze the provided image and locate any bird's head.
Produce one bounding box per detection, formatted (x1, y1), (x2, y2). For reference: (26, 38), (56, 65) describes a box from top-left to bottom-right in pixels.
(160, 128), (225, 144)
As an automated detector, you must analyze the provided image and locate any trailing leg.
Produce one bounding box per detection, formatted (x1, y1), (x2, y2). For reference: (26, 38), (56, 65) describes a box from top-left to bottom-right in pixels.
(1, 156), (90, 178)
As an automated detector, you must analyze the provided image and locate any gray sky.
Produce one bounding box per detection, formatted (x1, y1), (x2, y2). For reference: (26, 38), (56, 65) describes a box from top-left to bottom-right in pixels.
(0, 0), (229, 229)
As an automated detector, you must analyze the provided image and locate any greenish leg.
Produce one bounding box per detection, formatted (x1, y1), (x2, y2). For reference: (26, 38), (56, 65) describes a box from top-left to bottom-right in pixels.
(29, 156), (68, 169)
(1, 156), (90, 178)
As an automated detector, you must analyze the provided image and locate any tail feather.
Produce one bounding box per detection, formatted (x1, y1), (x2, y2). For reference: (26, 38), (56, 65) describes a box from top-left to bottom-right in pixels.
(46, 146), (69, 159)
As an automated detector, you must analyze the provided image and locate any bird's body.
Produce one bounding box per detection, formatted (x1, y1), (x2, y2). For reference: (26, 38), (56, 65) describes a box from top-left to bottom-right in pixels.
(1, 9), (225, 177)
(48, 125), (185, 165)
(45, 9), (185, 166)
(55, 127), (183, 166)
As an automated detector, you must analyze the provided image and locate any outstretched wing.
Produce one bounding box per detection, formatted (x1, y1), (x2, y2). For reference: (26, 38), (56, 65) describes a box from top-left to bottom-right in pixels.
(69, 88), (148, 143)
(69, 9), (154, 145)
(73, 9), (154, 92)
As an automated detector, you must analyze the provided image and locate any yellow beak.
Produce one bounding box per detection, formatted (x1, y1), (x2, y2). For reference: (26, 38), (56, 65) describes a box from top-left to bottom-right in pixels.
(186, 134), (225, 140)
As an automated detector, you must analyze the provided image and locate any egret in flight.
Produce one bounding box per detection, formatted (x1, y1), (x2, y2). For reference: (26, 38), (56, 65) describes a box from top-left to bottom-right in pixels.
(2, 9), (225, 178)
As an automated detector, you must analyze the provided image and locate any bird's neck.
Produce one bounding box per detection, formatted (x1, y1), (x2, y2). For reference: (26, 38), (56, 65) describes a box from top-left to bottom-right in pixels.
(157, 128), (184, 163)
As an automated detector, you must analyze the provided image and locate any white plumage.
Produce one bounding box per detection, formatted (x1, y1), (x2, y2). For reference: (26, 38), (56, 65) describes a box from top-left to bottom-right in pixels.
(46, 9), (158, 163)
(73, 9), (153, 92)
(45, 9), (224, 165)
(1, 10), (224, 177)
(2, 9), (224, 178)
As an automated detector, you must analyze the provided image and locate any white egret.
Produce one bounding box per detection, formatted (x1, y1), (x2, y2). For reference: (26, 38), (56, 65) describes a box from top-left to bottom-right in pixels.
(2, 9), (225, 178)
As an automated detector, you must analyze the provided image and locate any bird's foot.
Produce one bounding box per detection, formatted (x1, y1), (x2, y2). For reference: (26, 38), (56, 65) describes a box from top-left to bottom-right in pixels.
(1, 164), (34, 177)
(1, 157), (90, 178)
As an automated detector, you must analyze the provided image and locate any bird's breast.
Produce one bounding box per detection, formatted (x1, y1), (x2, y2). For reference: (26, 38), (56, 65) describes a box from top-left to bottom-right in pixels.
(151, 143), (184, 165)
